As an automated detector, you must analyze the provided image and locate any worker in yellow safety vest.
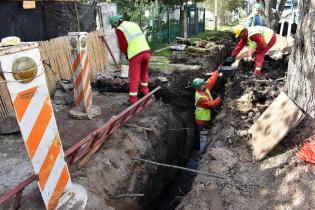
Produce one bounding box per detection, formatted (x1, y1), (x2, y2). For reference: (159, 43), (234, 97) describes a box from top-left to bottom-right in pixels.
(226, 25), (277, 76)
(192, 71), (222, 151)
(110, 15), (151, 105)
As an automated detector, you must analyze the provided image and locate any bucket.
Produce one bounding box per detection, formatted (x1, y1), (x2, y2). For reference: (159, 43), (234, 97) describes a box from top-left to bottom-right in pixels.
(120, 65), (129, 78)
(199, 130), (209, 152)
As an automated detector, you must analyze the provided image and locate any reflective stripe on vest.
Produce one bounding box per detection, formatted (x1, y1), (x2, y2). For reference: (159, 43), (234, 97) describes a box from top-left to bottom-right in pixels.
(247, 26), (274, 50)
(195, 89), (213, 122)
(118, 21), (150, 60)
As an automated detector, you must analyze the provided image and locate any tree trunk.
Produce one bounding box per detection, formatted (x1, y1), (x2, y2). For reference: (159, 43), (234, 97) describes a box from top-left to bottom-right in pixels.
(181, 5), (188, 39)
(261, 0), (286, 31)
(287, 0), (315, 117)
(262, 0), (277, 30)
(194, 2), (198, 34)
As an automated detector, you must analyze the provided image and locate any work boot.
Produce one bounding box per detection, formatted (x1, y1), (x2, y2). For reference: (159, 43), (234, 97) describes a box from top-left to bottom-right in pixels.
(139, 86), (149, 97)
(123, 96), (137, 106)
(254, 70), (263, 76)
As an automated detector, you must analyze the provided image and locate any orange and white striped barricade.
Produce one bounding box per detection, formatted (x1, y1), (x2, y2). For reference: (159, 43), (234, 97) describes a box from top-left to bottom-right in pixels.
(0, 42), (87, 210)
(68, 32), (100, 120)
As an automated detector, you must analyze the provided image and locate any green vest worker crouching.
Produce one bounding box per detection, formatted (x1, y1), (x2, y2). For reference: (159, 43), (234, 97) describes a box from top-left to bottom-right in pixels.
(192, 71), (222, 151)
(109, 15), (151, 106)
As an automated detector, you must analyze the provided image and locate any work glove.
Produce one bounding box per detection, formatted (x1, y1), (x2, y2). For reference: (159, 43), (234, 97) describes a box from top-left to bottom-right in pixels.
(214, 96), (222, 105)
(211, 70), (219, 78)
(225, 56), (235, 63)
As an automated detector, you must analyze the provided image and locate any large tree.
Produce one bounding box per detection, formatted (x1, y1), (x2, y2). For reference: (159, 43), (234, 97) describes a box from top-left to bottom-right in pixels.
(206, 0), (246, 25)
(259, 0), (287, 30)
(287, 0), (315, 117)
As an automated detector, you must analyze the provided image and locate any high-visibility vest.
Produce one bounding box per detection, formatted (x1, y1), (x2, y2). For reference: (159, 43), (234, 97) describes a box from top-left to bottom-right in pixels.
(118, 21), (150, 60)
(247, 26), (274, 50)
(195, 89), (213, 122)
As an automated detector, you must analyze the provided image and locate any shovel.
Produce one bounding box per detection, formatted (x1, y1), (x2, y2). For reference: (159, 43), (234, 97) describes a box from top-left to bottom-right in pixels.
(204, 58), (237, 77)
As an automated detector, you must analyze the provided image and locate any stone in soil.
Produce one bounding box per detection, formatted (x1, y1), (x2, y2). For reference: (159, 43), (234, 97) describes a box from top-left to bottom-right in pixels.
(0, 112), (19, 134)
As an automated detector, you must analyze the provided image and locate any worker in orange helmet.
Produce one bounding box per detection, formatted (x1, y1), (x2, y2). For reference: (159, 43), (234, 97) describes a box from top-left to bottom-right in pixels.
(110, 15), (151, 106)
(226, 25), (277, 76)
(192, 71), (222, 151)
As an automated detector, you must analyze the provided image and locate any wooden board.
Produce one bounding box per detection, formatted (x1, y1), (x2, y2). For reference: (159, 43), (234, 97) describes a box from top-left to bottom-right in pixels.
(249, 92), (305, 161)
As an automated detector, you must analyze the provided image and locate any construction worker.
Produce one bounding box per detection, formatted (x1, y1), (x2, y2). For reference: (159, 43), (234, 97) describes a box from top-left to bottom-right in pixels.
(246, 3), (264, 27)
(109, 15), (151, 105)
(227, 25), (277, 76)
(192, 71), (222, 151)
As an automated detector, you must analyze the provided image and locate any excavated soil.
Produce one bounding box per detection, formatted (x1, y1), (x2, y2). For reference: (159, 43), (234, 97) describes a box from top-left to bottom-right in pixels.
(2, 31), (311, 210)
(176, 60), (315, 210)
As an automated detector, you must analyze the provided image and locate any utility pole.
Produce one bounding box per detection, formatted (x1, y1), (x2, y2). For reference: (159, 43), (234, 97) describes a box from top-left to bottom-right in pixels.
(214, 0), (218, 31)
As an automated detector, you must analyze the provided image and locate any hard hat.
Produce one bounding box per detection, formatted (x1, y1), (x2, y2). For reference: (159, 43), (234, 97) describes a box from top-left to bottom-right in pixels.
(233, 25), (245, 38)
(192, 78), (205, 89)
(109, 15), (123, 28)
(254, 3), (264, 11)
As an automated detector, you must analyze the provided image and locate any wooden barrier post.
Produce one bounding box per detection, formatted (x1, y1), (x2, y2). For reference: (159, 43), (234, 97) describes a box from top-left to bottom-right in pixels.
(68, 32), (101, 120)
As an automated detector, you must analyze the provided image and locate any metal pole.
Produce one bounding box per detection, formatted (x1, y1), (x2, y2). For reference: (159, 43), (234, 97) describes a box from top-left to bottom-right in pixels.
(75, 3), (81, 32)
(167, 6), (171, 43)
(214, 0), (218, 31)
(130, 157), (226, 180)
(203, 8), (206, 32)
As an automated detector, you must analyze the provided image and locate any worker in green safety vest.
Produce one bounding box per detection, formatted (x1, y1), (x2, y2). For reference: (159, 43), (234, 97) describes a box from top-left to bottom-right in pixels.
(227, 25), (277, 76)
(110, 15), (151, 106)
(192, 71), (222, 152)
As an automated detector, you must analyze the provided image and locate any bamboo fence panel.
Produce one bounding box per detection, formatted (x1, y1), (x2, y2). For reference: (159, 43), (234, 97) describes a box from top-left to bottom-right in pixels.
(0, 82), (13, 118)
(0, 31), (108, 119)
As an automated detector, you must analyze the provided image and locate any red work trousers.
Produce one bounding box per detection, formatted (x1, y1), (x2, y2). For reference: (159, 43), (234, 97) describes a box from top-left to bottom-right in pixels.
(128, 51), (151, 102)
(255, 33), (277, 68)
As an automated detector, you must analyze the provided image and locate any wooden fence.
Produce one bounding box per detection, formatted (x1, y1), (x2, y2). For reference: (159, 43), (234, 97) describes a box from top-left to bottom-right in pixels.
(0, 30), (108, 119)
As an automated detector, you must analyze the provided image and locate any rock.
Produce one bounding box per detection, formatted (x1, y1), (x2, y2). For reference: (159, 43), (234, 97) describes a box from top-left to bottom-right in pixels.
(54, 89), (74, 106)
(0, 112), (19, 134)
(54, 89), (67, 105)
(157, 76), (168, 83)
(69, 105), (101, 120)
(238, 130), (248, 138)
(222, 126), (235, 139)
(56, 80), (73, 92)
(208, 148), (238, 168)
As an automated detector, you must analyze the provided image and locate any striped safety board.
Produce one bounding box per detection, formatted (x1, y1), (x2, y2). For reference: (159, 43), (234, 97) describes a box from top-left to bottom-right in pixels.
(68, 32), (92, 112)
(1, 44), (73, 210)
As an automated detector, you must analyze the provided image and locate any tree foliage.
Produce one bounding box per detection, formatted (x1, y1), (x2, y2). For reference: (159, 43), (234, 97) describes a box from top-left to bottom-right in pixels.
(206, 0), (246, 24)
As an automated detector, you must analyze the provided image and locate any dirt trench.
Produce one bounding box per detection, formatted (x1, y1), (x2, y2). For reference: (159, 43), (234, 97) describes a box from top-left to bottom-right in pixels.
(0, 67), (220, 210)
(0, 31), (233, 210)
(176, 59), (315, 210)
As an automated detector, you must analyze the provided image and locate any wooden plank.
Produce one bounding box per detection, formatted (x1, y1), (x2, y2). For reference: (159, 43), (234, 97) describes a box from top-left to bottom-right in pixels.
(249, 92), (305, 161)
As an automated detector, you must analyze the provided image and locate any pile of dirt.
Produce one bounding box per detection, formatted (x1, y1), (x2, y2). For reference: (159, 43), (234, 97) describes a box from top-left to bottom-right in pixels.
(169, 31), (236, 69)
(176, 60), (315, 210)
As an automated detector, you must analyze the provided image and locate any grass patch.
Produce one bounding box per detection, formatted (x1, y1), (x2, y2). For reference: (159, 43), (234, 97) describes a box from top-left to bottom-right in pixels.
(150, 56), (171, 63)
(149, 63), (175, 72)
(152, 48), (173, 57)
